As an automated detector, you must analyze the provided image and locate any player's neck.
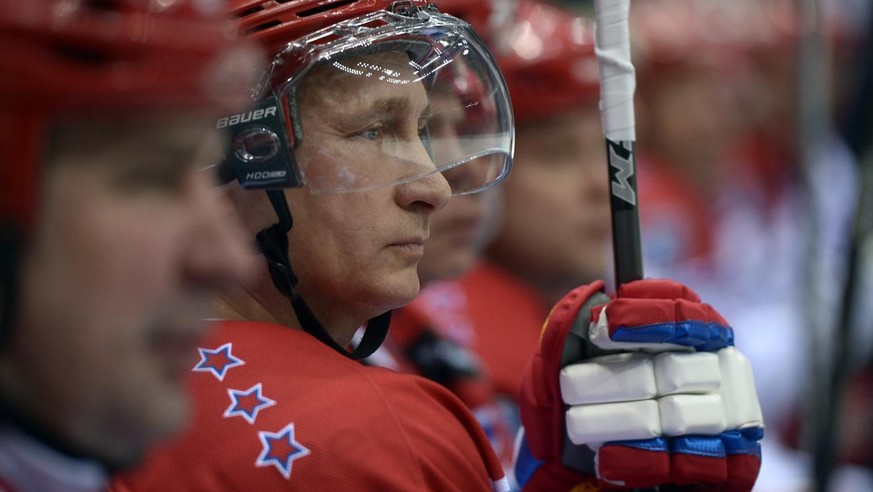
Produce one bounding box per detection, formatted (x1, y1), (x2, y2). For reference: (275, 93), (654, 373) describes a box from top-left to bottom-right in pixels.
(216, 271), (294, 328)
(217, 272), (365, 349)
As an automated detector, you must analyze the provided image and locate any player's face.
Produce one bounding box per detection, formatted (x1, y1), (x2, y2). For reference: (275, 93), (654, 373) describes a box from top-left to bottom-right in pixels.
(642, 65), (734, 189)
(286, 51), (451, 339)
(3, 114), (256, 467)
(488, 107), (610, 290)
(418, 90), (492, 284)
(418, 192), (486, 284)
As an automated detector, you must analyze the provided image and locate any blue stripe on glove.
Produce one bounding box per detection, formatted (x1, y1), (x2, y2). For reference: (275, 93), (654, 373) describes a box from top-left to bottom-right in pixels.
(513, 429), (544, 487)
(610, 320), (735, 351)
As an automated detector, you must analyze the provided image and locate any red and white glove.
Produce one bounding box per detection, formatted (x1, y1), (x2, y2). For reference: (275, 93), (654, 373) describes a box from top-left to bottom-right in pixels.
(514, 279), (764, 491)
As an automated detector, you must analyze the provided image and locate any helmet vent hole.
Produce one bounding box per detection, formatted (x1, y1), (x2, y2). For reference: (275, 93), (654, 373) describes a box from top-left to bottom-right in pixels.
(360, 19), (387, 28)
(52, 43), (113, 65)
(83, 0), (118, 12)
(294, 0), (357, 18)
(243, 19), (282, 34)
(233, 5), (264, 18)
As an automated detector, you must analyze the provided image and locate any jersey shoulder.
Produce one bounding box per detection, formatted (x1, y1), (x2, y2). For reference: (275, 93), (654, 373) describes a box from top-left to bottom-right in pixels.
(112, 320), (504, 490)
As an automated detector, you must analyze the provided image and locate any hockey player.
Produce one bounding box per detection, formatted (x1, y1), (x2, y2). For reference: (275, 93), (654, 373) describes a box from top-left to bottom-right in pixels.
(113, 0), (764, 490)
(0, 1), (262, 490)
(112, 0), (515, 489)
(458, 0), (611, 401)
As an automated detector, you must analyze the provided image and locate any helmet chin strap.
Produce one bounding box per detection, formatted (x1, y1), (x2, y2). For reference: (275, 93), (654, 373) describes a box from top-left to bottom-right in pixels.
(255, 190), (390, 360)
(0, 233), (20, 348)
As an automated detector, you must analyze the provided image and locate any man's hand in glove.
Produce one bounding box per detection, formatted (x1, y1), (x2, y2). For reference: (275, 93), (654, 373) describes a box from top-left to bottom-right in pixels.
(515, 279), (764, 491)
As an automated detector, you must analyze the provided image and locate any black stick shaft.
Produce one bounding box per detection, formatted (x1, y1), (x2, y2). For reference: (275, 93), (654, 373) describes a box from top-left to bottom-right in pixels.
(606, 139), (643, 286)
(606, 141), (652, 492)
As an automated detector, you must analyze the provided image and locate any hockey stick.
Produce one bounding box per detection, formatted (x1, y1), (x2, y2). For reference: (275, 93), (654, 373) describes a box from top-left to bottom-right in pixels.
(594, 0), (643, 288)
(593, 2), (656, 491)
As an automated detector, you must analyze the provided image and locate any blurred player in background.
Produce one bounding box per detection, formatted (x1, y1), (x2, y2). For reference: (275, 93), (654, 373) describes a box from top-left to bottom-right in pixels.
(0, 1), (262, 490)
(630, 0), (872, 489)
(365, 0), (608, 481)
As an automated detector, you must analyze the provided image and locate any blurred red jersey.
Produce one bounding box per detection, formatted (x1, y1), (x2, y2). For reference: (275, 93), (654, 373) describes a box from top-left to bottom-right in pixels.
(458, 262), (551, 398)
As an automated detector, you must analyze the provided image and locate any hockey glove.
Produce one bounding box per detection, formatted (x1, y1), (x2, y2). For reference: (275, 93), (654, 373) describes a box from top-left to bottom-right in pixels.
(515, 279), (764, 491)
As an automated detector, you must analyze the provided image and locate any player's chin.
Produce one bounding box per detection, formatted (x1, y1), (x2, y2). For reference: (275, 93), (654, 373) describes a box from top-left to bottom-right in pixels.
(373, 265), (422, 311)
(568, 253), (608, 283)
(135, 378), (190, 447)
(149, 319), (210, 379)
(150, 387), (189, 439)
(91, 388), (188, 472)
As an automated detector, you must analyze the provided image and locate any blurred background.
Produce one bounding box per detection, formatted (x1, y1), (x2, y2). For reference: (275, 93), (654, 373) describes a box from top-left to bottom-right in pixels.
(377, 0), (873, 490)
(550, 0), (873, 490)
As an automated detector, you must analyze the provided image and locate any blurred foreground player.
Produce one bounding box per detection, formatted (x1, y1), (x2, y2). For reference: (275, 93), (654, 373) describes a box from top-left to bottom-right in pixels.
(0, 1), (262, 490)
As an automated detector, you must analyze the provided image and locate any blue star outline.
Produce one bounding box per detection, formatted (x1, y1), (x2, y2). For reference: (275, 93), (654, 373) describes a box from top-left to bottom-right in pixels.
(255, 422), (310, 480)
(192, 342), (244, 381)
(223, 383), (276, 424)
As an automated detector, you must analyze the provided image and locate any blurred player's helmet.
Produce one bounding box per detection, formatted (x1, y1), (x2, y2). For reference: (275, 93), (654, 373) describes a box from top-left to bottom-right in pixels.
(441, 0), (600, 124)
(493, 0), (600, 124)
(421, 0), (498, 39)
(223, 0), (514, 359)
(0, 0), (261, 340)
(0, 0), (260, 237)
(629, 0), (753, 76)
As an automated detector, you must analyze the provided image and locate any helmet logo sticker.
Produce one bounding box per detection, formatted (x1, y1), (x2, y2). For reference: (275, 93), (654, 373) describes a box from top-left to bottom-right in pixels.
(216, 106), (278, 129)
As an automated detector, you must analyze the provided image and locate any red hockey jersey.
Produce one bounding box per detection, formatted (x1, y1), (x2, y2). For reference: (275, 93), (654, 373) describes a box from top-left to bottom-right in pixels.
(457, 262), (551, 398)
(110, 320), (508, 491)
(372, 281), (517, 468)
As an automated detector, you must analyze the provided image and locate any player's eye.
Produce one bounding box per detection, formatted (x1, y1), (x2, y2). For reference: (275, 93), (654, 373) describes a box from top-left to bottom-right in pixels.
(115, 160), (188, 193)
(359, 127), (382, 141)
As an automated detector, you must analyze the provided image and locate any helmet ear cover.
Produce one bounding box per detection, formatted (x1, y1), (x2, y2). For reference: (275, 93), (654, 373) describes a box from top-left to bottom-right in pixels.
(218, 95), (302, 189)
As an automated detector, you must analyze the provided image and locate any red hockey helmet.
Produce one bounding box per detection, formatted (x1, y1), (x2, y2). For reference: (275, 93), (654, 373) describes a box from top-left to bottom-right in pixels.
(222, 0), (513, 195)
(0, 0), (263, 353)
(628, 0), (799, 78)
(491, 0), (600, 124)
(0, 0), (262, 239)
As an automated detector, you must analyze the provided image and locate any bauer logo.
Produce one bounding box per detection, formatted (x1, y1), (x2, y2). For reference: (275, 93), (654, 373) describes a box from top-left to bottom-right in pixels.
(246, 170), (287, 181)
(216, 107), (278, 129)
(608, 141), (637, 206)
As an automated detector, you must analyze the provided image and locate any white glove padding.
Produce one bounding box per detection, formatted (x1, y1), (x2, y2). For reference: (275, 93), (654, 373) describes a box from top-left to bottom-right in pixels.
(561, 347), (763, 445)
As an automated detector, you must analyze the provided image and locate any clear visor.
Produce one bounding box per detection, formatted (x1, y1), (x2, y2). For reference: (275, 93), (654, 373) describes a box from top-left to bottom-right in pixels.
(272, 9), (513, 195)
